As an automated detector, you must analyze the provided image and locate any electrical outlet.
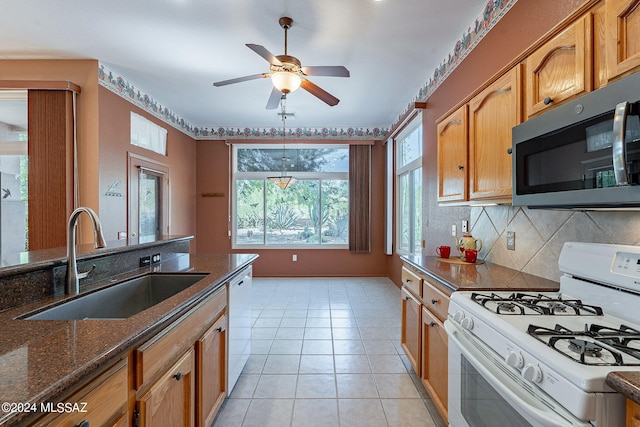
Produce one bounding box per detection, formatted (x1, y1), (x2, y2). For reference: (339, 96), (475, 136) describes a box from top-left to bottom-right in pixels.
(451, 224), (457, 237)
(462, 220), (469, 233)
(151, 253), (161, 264)
(506, 231), (516, 250)
(140, 255), (151, 267)
(292, 254), (297, 262)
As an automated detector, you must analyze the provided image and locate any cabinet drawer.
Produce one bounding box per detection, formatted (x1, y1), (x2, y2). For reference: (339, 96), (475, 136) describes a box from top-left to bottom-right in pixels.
(422, 280), (449, 322)
(401, 266), (422, 298)
(35, 359), (128, 427)
(135, 286), (227, 390)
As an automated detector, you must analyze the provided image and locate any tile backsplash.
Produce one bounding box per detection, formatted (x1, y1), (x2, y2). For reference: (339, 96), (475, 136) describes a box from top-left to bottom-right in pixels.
(469, 206), (640, 282)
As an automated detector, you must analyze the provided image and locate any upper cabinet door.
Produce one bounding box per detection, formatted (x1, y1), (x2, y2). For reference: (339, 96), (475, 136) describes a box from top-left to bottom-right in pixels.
(526, 14), (593, 118)
(469, 65), (522, 201)
(606, 0), (640, 80)
(437, 105), (468, 203)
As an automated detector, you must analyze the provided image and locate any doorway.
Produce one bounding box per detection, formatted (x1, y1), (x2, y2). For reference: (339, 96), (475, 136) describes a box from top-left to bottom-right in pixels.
(128, 153), (169, 242)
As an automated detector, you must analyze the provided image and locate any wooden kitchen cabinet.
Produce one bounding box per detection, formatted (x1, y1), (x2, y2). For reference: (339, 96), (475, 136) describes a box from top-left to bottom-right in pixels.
(401, 265), (422, 298)
(437, 105), (468, 203)
(628, 398), (640, 426)
(606, 0), (640, 81)
(468, 65), (522, 201)
(421, 306), (448, 425)
(196, 314), (227, 427)
(525, 14), (593, 118)
(401, 287), (422, 376)
(137, 348), (195, 427)
(401, 263), (451, 423)
(134, 285), (228, 427)
(34, 359), (128, 427)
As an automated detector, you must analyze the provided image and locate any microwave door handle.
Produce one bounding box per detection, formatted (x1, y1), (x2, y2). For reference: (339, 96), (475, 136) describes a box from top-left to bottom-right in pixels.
(613, 101), (629, 186)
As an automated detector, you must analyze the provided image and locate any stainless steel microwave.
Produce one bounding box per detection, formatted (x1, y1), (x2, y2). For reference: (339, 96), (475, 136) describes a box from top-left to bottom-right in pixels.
(512, 71), (640, 208)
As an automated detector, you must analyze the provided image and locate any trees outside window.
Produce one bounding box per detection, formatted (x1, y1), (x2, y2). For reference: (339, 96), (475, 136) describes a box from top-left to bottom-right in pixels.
(233, 145), (349, 248)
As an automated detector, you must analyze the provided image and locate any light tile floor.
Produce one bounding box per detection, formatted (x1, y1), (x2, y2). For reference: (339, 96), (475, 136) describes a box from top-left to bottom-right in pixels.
(213, 277), (447, 427)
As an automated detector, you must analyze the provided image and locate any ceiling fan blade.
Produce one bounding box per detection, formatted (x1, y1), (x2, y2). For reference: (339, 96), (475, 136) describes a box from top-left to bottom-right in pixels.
(266, 87), (283, 110)
(300, 79), (340, 106)
(301, 66), (350, 78)
(213, 73), (269, 87)
(246, 44), (283, 66)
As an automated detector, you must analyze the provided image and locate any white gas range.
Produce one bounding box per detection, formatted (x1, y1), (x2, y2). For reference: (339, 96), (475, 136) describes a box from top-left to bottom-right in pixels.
(445, 242), (640, 427)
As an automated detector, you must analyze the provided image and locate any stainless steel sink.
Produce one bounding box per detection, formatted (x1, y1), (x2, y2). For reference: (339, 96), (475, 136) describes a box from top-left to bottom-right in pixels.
(23, 273), (208, 320)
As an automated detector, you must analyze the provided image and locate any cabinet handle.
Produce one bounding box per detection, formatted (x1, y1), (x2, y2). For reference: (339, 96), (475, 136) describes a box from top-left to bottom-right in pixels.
(405, 278), (411, 283)
(543, 96), (553, 105)
(431, 299), (438, 305)
(75, 421), (90, 427)
(404, 296), (411, 301)
(173, 372), (183, 381)
(507, 148), (513, 155)
(430, 322), (436, 327)
(216, 327), (223, 333)
(457, 165), (464, 170)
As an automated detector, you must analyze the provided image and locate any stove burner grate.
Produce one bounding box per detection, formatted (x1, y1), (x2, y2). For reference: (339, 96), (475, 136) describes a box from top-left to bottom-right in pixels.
(527, 323), (640, 366)
(470, 292), (603, 316)
(568, 339), (603, 357)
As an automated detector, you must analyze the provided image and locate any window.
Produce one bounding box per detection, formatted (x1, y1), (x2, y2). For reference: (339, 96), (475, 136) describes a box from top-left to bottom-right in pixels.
(130, 112), (167, 155)
(0, 90), (28, 254)
(233, 144), (349, 248)
(396, 119), (423, 255)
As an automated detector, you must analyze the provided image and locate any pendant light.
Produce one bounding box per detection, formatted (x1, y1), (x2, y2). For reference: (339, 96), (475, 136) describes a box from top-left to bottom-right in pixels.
(268, 97), (296, 189)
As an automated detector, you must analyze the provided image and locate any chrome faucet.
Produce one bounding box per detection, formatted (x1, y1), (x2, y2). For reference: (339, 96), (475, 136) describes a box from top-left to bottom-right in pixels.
(65, 207), (107, 295)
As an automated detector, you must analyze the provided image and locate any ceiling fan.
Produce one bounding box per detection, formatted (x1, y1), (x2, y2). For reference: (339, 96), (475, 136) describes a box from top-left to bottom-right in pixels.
(213, 16), (350, 109)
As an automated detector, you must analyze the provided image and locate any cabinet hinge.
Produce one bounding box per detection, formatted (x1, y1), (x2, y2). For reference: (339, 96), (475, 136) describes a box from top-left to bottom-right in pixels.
(133, 409), (140, 427)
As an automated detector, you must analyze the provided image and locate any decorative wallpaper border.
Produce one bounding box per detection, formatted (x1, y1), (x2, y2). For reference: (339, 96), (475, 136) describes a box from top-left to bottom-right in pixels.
(98, 0), (516, 141)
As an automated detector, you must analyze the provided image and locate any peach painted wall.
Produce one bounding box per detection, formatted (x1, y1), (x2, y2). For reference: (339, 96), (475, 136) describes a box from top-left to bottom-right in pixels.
(98, 87), (197, 242)
(195, 140), (389, 277)
(388, 0), (588, 286)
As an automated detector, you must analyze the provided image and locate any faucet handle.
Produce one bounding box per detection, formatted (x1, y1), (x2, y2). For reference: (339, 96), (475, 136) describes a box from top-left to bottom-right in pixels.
(77, 264), (97, 280)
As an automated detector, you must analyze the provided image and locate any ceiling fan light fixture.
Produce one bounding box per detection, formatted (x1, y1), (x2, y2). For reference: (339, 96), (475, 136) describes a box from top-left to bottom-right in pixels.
(271, 71), (301, 93)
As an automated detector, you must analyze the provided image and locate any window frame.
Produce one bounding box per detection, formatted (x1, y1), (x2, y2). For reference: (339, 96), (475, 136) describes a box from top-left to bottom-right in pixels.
(395, 117), (423, 256)
(231, 143), (349, 249)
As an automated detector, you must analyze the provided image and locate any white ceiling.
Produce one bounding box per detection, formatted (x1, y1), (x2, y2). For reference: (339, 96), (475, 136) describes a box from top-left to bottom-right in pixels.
(0, 0), (487, 130)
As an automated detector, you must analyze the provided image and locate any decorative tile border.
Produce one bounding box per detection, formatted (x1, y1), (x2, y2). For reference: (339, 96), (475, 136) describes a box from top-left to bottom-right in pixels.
(99, 0), (516, 141)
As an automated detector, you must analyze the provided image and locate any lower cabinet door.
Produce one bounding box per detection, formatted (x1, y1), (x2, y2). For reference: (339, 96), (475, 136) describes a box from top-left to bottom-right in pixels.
(137, 348), (195, 427)
(197, 314), (227, 427)
(401, 287), (422, 376)
(421, 306), (448, 424)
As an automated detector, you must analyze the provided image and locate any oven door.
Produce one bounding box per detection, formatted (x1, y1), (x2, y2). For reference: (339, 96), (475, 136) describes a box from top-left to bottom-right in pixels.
(445, 320), (592, 427)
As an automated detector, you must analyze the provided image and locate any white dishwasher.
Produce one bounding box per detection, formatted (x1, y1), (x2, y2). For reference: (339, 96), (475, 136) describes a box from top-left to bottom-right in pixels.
(227, 266), (252, 393)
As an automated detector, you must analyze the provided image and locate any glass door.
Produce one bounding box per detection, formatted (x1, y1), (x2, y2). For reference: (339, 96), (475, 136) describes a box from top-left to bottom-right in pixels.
(138, 169), (163, 243)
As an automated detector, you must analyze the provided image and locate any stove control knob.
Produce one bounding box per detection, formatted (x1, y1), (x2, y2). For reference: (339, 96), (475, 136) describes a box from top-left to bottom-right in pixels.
(452, 311), (465, 323)
(460, 316), (474, 331)
(522, 363), (543, 383)
(506, 351), (524, 369)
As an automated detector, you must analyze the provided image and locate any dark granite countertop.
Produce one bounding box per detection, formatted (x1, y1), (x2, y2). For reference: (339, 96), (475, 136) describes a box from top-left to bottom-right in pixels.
(401, 255), (559, 295)
(607, 372), (640, 405)
(0, 252), (258, 426)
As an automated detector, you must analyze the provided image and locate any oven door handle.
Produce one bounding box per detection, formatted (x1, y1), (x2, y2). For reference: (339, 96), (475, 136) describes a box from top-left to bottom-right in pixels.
(446, 322), (592, 427)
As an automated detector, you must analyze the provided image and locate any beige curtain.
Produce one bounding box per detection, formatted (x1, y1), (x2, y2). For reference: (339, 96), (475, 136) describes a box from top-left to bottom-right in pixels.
(349, 144), (371, 252)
